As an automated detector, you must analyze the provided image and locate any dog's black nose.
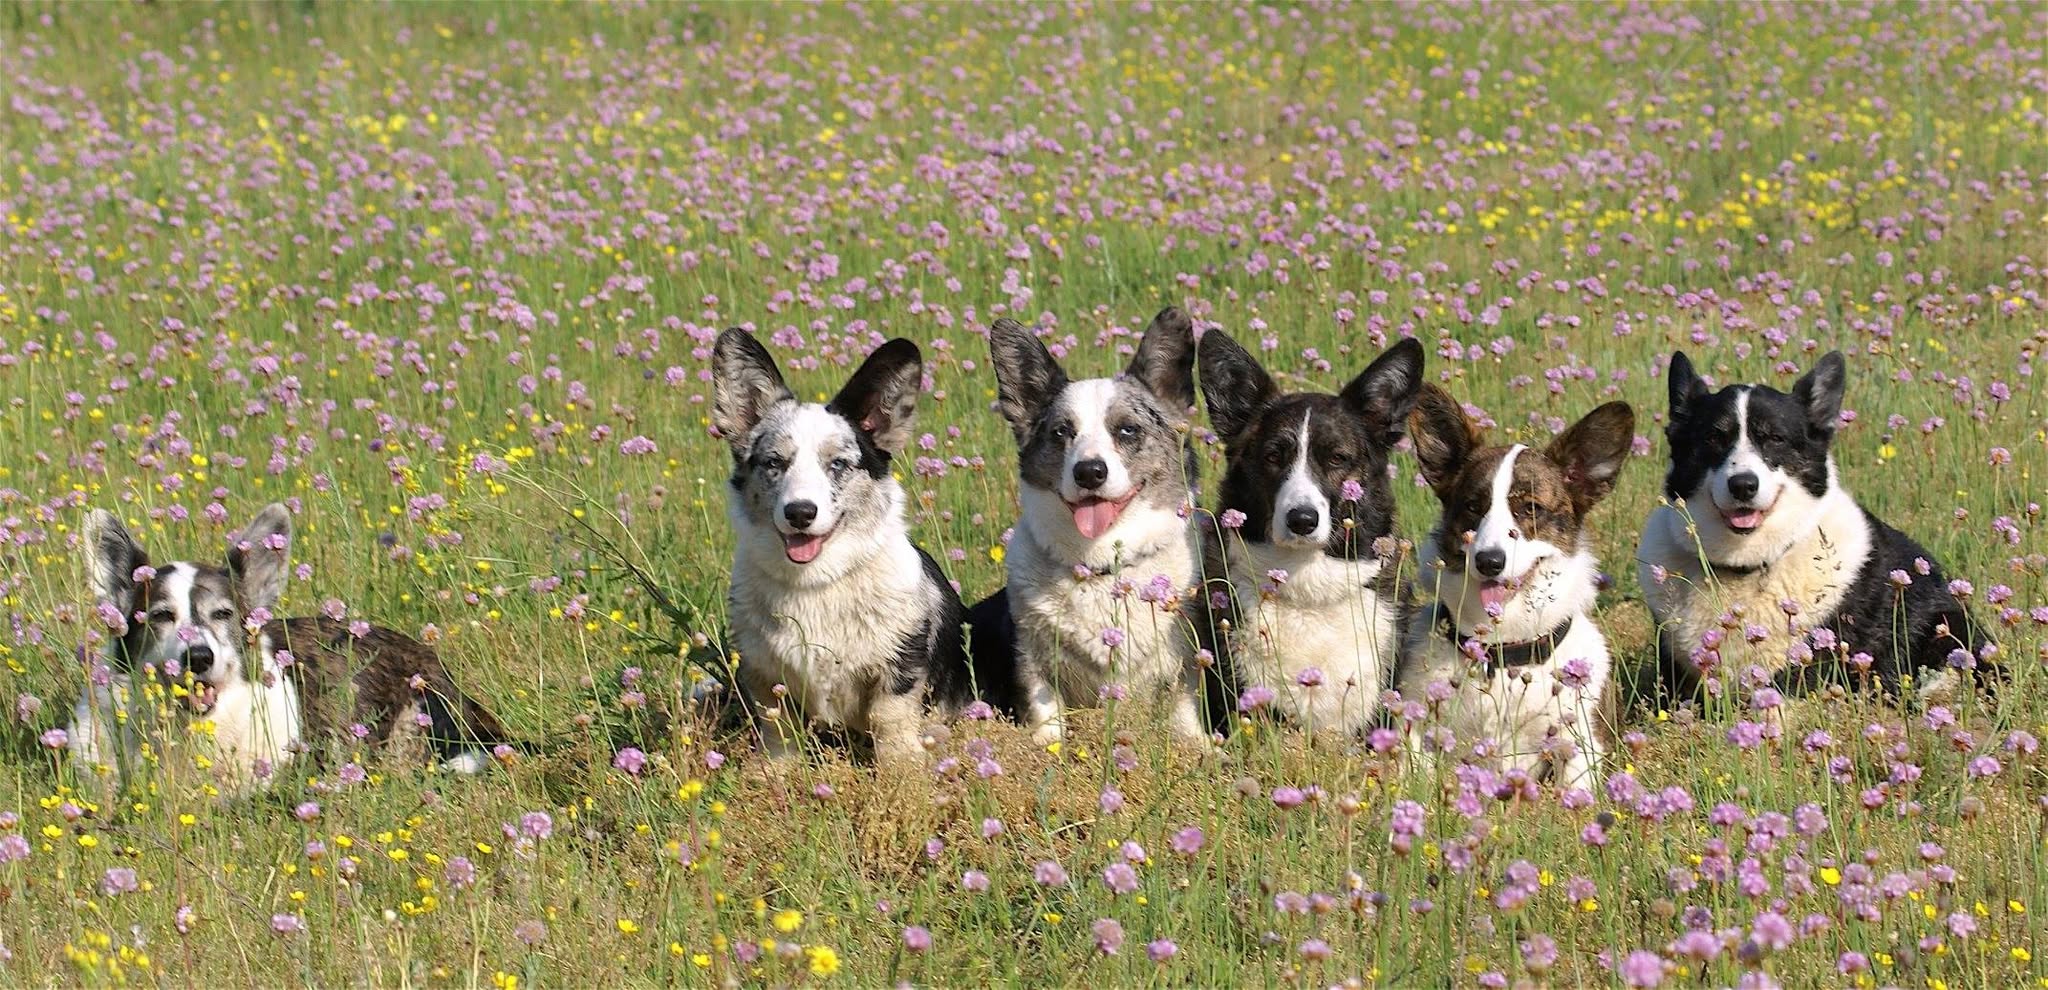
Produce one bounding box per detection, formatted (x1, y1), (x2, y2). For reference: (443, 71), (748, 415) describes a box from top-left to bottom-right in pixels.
(1285, 506), (1321, 537)
(1072, 458), (1109, 491)
(1473, 548), (1508, 578)
(1727, 472), (1760, 501)
(186, 645), (214, 676)
(782, 500), (818, 530)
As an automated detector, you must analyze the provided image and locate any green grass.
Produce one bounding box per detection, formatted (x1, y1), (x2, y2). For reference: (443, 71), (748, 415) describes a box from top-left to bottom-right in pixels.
(0, 2), (2043, 987)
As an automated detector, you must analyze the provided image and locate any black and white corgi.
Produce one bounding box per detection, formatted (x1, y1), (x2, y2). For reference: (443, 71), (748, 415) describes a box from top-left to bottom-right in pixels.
(1194, 330), (1424, 738)
(1399, 387), (1635, 786)
(968, 308), (1206, 745)
(713, 329), (998, 764)
(1638, 351), (1988, 701)
(70, 504), (509, 793)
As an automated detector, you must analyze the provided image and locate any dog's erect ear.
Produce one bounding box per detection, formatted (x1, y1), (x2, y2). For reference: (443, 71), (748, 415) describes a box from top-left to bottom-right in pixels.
(1792, 351), (1847, 435)
(227, 503), (292, 615)
(1124, 307), (1197, 416)
(712, 328), (794, 454)
(1195, 328), (1276, 443)
(1339, 338), (1425, 444)
(1666, 351), (1708, 420)
(83, 509), (149, 617)
(1546, 402), (1636, 516)
(988, 319), (1069, 445)
(1408, 384), (1481, 497)
(830, 338), (923, 456)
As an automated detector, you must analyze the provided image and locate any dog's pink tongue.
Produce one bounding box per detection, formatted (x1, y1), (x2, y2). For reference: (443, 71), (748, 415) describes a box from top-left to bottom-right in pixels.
(784, 533), (825, 564)
(1726, 509), (1764, 530)
(1478, 581), (1511, 613)
(1072, 498), (1122, 540)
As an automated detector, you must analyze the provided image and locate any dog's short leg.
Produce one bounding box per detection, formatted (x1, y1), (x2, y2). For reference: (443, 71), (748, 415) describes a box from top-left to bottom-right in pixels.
(1402, 724), (1437, 780)
(867, 689), (928, 766)
(1021, 667), (1064, 745)
(1165, 668), (1207, 743)
(1555, 719), (1604, 788)
(754, 708), (802, 760)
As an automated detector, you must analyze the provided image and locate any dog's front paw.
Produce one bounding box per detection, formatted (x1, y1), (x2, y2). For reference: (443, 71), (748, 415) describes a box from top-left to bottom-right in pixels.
(1030, 720), (1065, 747)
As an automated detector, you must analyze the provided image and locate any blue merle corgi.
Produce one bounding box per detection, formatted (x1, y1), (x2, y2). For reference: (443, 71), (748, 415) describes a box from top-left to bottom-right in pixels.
(1637, 351), (1990, 702)
(966, 309), (1207, 745)
(713, 330), (1008, 764)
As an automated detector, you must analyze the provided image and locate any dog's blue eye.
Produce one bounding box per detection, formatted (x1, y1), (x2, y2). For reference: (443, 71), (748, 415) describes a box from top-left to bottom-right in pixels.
(1115, 423), (1139, 440)
(829, 458), (851, 473)
(1052, 424), (1075, 441)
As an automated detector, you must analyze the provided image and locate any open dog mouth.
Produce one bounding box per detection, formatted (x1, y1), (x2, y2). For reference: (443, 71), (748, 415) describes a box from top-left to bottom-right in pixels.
(179, 680), (219, 714)
(1718, 494), (1780, 535)
(1068, 487), (1142, 540)
(782, 529), (833, 564)
(1467, 559), (1548, 615)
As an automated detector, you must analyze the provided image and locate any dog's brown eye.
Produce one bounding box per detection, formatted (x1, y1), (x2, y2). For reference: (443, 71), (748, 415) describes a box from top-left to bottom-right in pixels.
(211, 608), (235, 622)
(149, 610), (173, 624)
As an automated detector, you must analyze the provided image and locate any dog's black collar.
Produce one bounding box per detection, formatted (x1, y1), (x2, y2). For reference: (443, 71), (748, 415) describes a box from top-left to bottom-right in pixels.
(1433, 605), (1575, 668)
(1706, 558), (1767, 577)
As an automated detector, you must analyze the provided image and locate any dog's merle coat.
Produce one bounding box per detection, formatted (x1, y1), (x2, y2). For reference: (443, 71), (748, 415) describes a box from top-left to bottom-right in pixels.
(71, 505), (508, 792)
(968, 308), (1205, 745)
(1638, 351), (1988, 701)
(1193, 330), (1423, 737)
(714, 330), (1003, 763)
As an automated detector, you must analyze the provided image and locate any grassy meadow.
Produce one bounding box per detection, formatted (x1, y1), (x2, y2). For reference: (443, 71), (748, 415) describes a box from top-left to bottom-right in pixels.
(1, 1), (2045, 986)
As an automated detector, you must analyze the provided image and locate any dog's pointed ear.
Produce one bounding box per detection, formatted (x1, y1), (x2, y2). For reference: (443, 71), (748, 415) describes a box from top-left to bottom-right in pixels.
(830, 338), (923, 456)
(1667, 351), (1708, 419)
(83, 509), (149, 617)
(988, 319), (1068, 444)
(1547, 402), (1637, 516)
(1408, 384), (1479, 497)
(1196, 327), (1276, 442)
(1124, 307), (1197, 416)
(712, 328), (794, 454)
(1340, 338), (1425, 444)
(1792, 351), (1846, 434)
(227, 503), (292, 615)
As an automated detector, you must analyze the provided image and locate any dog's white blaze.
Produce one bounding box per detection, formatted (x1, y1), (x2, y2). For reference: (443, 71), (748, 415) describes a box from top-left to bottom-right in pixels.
(775, 406), (848, 536)
(1057, 379), (1135, 501)
(1271, 410), (1331, 547)
(1470, 446), (1566, 583)
(1711, 389), (1785, 512)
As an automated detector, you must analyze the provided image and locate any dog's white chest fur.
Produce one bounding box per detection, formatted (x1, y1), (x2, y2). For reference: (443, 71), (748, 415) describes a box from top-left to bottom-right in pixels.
(1008, 521), (1197, 703)
(729, 535), (930, 733)
(1400, 609), (1609, 783)
(1225, 543), (1396, 734)
(72, 669), (303, 793)
(1638, 489), (1872, 675)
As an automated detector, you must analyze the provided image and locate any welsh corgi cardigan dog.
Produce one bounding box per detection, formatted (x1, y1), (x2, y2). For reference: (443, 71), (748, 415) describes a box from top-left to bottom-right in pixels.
(1194, 329), (1424, 738)
(713, 329), (994, 764)
(969, 308), (1206, 745)
(70, 504), (508, 793)
(1638, 351), (1988, 701)
(1399, 387), (1635, 786)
